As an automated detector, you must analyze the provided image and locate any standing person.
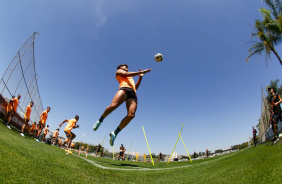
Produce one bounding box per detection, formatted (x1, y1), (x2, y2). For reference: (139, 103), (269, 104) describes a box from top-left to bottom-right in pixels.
(77, 143), (80, 155)
(206, 149), (209, 158)
(30, 122), (36, 138)
(96, 143), (102, 157)
(37, 107), (51, 141)
(51, 128), (59, 145)
(42, 125), (49, 142)
(93, 64), (152, 146)
(158, 152), (164, 162)
(6, 94), (21, 129)
(85, 146), (89, 159)
(268, 87), (282, 143)
(252, 126), (258, 147)
(116, 144), (126, 160)
(59, 115), (79, 154)
(21, 101), (33, 137)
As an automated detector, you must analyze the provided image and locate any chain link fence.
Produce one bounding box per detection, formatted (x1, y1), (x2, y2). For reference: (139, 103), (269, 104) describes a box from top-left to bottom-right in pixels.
(0, 32), (44, 129)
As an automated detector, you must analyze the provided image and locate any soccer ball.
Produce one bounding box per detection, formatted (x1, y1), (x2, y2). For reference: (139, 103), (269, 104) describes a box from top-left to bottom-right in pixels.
(154, 53), (163, 62)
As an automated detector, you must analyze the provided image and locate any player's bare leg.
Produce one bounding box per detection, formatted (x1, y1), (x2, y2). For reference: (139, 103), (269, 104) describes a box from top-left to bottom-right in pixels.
(110, 98), (137, 146)
(93, 90), (127, 131)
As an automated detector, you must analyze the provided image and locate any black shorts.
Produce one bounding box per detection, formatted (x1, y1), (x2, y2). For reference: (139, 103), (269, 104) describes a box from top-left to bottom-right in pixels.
(97, 148), (101, 152)
(24, 118), (29, 124)
(119, 152), (124, 156)
(7, 110), (15, 117)
(119, 87), (137, 100)
(273, 110), (281, 125)
(65, 131), (75, 139)
(39, 123), (45, 129)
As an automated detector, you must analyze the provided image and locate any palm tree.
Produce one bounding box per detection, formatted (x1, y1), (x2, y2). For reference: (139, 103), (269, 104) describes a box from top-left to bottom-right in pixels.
(247, 9), (282, 65)
(262, 0), (281, 19)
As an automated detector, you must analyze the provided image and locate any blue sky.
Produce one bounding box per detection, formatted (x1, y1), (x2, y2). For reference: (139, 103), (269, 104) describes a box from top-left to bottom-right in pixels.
(1, 0), (281, 155)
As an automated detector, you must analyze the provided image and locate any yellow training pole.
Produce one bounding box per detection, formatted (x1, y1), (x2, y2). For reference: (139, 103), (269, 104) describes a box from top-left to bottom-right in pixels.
(142, 126), (154, 165)
(167, 124), (184, 164)
(180, 135), (192, 162)
(113, 146), (114, 160)
(126, 141), (133, 161)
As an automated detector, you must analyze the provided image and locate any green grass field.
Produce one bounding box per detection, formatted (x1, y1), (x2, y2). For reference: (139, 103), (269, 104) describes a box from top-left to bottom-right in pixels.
(0, 122), (281, 184)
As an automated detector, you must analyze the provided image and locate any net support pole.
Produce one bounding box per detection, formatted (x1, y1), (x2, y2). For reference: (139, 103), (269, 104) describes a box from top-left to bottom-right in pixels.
(167, 124), (184, 164)
(180, 135), (192, 162)
(142, 126), (154, 165)
(127, 141), (133, 161)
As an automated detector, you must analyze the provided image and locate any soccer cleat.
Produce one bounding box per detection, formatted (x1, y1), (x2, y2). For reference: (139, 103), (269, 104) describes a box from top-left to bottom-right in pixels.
(93, 120), (102, 131)
(7, 126), (11, 129)
(35, 139), (40, 143)
(109, 132), (116, 146)
(20, 133), (25, 137)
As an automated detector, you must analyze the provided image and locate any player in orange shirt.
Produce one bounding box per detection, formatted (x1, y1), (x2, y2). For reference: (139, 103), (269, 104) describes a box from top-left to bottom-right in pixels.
(6, 94), (21, 129)
(93, 64), (151, 146)
(51, 128), (59, 145)
(59, 115), (79, 153)
(30, 122), (36, 137)
(37, 107), (51, 141)
(85, 146), (90, 158)
(21, 101), (33, 137)
(42, 125), (49, 142)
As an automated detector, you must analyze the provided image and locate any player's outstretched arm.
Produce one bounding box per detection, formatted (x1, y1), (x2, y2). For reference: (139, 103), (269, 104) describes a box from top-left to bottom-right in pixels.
(116, 68), (152, 77)
(59, 120), (68, 127)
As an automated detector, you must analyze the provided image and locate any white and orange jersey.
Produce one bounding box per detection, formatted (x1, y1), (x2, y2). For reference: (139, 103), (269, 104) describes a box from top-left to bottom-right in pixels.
(64, 119), (77, 132)
(116, 75), (136, 92)
(13, 98), (19, 111)
(40, 110), (48, 125)
(24, 105), (32, 120)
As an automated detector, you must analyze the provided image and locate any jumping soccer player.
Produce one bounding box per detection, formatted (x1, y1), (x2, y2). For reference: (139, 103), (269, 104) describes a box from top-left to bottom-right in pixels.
(37, 107), (51, 141)
(21, 101), (33, 137)
(93, 64), (152, 146)
(6, 94), (21, 129)
(268, 87), (282, 144)
(59, 115), (79, 153)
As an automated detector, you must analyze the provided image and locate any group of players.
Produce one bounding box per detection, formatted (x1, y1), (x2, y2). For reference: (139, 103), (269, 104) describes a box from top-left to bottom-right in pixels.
(3, 63), (152, 159)
(3, 94), (82, 154)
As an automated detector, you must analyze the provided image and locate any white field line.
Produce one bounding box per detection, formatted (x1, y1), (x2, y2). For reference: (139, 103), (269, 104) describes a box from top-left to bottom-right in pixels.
(73, 150), (241, 171)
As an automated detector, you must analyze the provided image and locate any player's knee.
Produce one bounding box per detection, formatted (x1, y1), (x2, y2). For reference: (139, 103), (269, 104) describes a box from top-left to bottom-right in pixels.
(128, 113), (135, 119)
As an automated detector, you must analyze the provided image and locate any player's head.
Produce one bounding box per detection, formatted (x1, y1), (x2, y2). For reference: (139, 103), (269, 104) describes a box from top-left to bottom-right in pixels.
(12, 95), (15, 99)
(47, 125), (49, 128)
(47, 107), (51, 112)
(30, 101), (34, 107)
(57, 128), (60, 131)
(117, 64), (128, 71)
(75, 115), (79, 121)
(33, 122), (36, 124)
(268, 87), (275, 93)
(252, 126), (254, 129)
(18, 94), (21, 99)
